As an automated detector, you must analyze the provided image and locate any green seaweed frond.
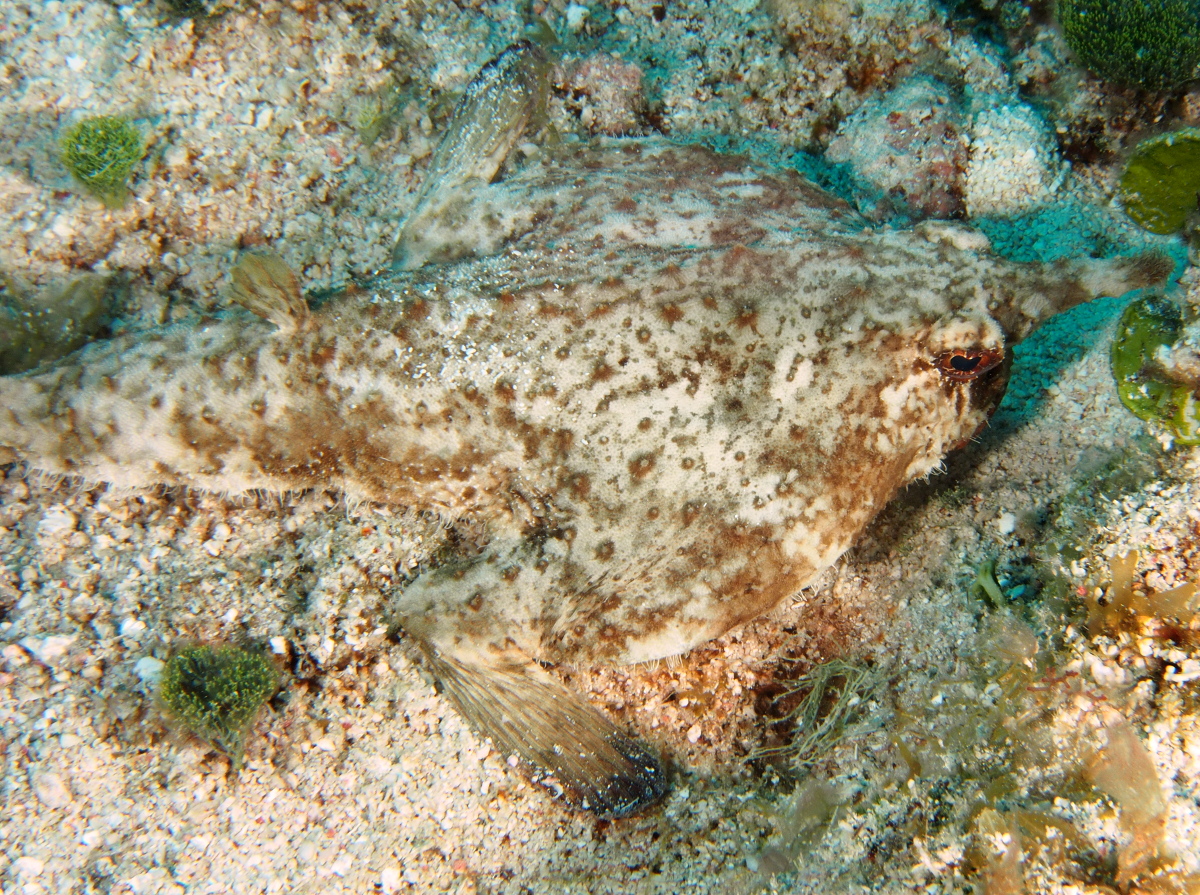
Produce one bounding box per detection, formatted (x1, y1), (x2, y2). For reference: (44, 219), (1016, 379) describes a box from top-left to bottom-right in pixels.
(158, 643), (280, 767)
(972, 559), (1006, 608)
(752, 658), (882, 768)
(59, 115), (145, 206)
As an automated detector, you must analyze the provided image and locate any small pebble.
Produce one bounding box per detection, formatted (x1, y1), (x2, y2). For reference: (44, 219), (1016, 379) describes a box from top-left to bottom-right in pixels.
(13, 857), (45, 878)
(37, 507), (77, 538)
(381, 867), (403, 894)
(565, 3), (589, 31)
(134, 656), (165, 684)
(32, 772), (74, 809)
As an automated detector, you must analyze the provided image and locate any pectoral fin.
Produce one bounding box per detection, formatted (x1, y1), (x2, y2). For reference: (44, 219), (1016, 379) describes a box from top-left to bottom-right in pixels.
(410, 639), (667, 818)
(228, 251), (310, 334)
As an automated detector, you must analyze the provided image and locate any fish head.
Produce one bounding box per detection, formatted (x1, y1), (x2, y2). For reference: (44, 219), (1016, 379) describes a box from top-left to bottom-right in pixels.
(687, 231), (1175, 605)
(842, 223), (1178, 471)
(885, 308), (1011, 464)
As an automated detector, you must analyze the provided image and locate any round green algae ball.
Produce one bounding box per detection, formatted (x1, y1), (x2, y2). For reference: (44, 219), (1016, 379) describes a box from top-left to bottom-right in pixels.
(1120, 128), (1200, 235)
(1058, 0), (1200, 91)
(59, 115), (145, 200)
(158, 643), (279, 764)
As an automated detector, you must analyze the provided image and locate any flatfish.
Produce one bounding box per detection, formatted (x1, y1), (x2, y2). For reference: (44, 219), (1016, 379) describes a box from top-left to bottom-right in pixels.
(0, 43), (1171, 816)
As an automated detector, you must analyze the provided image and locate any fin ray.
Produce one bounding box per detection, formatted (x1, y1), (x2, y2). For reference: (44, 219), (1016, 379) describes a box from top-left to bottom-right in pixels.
(413, 642), (667, 818)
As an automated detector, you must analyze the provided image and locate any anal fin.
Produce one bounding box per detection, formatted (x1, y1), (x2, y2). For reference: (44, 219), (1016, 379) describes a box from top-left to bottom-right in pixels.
(414, 643), (667, 818)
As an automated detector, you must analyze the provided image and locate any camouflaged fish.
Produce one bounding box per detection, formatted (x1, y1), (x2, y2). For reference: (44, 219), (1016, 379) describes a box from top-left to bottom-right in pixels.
(0, 43), (1172, 816)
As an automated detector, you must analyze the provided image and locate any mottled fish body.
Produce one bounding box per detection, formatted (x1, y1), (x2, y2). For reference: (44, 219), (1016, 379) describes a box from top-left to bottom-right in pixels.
(0, 43), (1172, 816)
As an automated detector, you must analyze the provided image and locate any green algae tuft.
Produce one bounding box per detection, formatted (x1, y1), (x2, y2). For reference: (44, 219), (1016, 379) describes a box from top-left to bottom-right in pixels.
(158, 643), (279, 767)
(751, 657), (881, 768)
(1111, 295), (1200, 446)
(59, 115), (145, 206)
(1057, 0), (1200, 91)
(1120, 128), (1200, 236)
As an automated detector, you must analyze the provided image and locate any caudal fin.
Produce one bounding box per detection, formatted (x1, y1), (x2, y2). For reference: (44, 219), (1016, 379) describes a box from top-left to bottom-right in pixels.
(413, 642), (668, 818)
(392, 41), (552, 270)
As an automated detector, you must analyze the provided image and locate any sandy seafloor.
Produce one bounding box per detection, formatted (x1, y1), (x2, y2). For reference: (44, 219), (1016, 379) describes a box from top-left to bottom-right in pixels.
(2, 0), (1200, 893)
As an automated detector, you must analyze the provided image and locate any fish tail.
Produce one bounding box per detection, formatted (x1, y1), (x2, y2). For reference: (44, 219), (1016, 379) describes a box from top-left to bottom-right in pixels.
(393, 41), (553, 270)
(408, 636), (668, 818)
(0, 318), (280, 490)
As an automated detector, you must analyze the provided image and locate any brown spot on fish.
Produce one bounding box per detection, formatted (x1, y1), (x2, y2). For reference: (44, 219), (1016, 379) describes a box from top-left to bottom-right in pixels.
(590, 360), (615, 384)
(628, 452), (656, 480)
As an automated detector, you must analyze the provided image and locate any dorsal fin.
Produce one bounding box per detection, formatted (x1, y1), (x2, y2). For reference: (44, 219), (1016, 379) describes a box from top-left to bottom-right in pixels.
(228, 251), (310, 334)
(393, 41), (553, 270)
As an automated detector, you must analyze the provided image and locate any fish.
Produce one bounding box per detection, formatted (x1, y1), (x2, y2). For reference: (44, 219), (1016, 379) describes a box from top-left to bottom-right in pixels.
(0, 42), (1172, 817)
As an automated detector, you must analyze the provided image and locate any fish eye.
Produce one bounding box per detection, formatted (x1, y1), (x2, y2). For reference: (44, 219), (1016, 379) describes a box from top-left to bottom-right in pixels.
(950, 355), (980, 373)
(936, 348), (1003, 381)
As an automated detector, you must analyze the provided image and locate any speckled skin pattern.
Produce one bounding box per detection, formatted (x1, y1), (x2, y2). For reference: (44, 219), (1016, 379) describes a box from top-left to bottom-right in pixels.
(0, 139), (1167, 673)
